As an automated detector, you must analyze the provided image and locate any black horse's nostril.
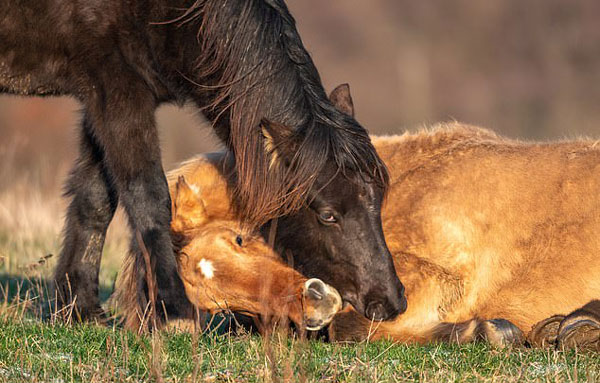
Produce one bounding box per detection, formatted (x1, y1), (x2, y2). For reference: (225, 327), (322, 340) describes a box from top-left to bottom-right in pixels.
(389, 283), (407, 318)
(387, 294), (407, 319)
(365, 301), (388, 321)
(399, 295), (408, 313)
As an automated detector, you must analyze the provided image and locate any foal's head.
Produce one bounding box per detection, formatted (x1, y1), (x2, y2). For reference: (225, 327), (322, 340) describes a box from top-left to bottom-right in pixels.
(171, 176), (281, 313)
(261, 85), (406, 321)
(170, 176), (341, 329)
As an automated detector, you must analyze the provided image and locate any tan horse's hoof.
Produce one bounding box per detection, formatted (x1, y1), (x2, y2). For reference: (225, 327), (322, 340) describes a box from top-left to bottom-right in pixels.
(528, 315), (564, 348)
(479, 318), (524, 347)
(302, 278), (342, 331)
(556, 314), (600, 351)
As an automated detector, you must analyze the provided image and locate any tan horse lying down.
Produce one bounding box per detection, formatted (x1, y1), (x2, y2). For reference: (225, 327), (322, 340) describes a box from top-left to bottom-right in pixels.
(115, 160), (342, 333)
(340, 125), (600, 349)
(159, 122), (600, 349)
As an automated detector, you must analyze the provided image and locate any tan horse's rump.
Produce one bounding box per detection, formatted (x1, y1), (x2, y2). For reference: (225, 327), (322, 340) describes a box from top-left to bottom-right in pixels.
(161, 122), (600, 347)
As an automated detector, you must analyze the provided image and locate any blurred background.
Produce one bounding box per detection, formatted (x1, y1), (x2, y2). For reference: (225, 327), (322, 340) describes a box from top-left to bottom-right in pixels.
(1, 0), (599, 278)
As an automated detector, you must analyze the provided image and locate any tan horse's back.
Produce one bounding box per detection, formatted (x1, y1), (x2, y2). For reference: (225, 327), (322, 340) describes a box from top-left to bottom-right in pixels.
(372, 123), (600, 337)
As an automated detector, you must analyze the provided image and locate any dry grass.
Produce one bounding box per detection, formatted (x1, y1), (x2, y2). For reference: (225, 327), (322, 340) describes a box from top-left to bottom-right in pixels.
(0, 304), (599, 383)
(0, 135), (129, 291)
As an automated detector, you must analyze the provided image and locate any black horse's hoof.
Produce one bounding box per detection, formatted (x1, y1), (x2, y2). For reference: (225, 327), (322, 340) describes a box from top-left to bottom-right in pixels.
(55, 302), (108, 325)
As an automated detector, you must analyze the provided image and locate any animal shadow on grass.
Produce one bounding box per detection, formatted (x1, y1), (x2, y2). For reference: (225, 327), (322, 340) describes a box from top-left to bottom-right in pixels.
(0, 269), (317, 339)
(0, 271), (114, 324)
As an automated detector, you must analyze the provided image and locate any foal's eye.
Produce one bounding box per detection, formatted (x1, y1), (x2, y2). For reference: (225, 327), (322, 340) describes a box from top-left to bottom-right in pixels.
(318, 211), (337, 225)
(235, 235), (243, 246)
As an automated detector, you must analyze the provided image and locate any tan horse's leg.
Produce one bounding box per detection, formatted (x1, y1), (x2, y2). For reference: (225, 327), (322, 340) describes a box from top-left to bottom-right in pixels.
(429, 319), (524, 347)
(328, 307), (523, 347)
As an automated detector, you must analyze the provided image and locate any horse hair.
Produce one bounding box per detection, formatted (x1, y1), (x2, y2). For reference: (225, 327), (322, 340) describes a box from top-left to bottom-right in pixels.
(2, 0), (399, 325)
(178, 0), (389, 224)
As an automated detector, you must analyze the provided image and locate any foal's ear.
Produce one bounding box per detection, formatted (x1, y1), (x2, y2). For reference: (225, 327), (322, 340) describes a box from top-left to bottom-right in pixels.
(329, 83), (355, 117)
(172, 176), (208, 231)
(261, 118), (300, 167)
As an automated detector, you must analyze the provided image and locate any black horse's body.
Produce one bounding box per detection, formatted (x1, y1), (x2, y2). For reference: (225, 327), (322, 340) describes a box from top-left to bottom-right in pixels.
(0, 0), (405, 324)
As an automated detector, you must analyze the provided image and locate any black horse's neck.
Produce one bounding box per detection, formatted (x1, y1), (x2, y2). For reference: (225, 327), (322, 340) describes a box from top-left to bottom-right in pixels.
(154, 0), (387, 224)
(176, 0), (334, 132)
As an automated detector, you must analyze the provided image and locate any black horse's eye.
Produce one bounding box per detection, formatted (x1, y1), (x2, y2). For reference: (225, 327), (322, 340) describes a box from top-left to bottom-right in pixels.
(235, 235), (243, 246)
(318, 211), (337, 224)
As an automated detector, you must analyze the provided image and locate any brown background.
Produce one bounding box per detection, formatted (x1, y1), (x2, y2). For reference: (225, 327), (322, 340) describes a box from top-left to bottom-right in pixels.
(1, 0), (599, 184)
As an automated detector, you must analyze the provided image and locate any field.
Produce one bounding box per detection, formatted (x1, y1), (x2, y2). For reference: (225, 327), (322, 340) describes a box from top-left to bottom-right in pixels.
(2, 319), (600, 383)
(1, 118), (600, 383)
(0, 264), (599, 383)
(2, 1), (600, 381)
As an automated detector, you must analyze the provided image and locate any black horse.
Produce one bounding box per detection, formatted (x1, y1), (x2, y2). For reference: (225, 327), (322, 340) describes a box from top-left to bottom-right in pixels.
(0, 0), (406, 324)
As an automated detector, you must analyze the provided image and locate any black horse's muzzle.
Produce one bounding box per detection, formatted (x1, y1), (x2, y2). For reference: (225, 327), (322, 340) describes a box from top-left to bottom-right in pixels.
(350, 282), (407, 321)
(365, 294), (407, 321)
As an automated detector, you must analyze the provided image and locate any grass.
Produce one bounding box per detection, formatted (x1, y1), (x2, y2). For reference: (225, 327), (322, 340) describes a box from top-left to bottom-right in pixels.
(1, 216), (600, 381)
(0, 313), (599, 382)
(1, 140), (600, 382)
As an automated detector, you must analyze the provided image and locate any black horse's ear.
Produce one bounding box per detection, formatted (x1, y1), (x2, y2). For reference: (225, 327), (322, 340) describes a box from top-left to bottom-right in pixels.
(329, 83), (355, 117)
(261, 118), (299, 168)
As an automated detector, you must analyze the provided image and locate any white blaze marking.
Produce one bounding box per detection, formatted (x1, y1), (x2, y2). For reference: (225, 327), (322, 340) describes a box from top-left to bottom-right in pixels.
(189, 183), (201, 195)
(197, 259), (215, 279)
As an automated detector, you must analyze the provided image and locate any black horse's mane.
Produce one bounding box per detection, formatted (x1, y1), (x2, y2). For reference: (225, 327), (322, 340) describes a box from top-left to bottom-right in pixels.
(178, 0), (389, 224)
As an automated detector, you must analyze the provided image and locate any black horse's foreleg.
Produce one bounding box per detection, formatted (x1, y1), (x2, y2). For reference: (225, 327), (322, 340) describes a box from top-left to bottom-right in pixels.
(83, 77), (192, 326)
(54, 114), (118, 321)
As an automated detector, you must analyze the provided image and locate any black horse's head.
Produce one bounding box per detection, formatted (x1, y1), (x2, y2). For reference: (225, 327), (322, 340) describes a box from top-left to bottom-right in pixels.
(261, 84), (406, 321)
